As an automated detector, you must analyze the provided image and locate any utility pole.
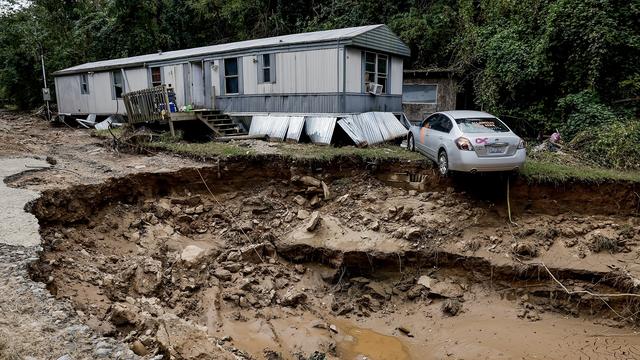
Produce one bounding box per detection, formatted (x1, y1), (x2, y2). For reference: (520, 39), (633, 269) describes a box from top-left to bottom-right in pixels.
(41, 53), (51, 121)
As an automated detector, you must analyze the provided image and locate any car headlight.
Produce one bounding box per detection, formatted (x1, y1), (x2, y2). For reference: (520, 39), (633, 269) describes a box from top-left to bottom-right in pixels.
(517, 139), (526, 149)
(455, 137), (474, 151)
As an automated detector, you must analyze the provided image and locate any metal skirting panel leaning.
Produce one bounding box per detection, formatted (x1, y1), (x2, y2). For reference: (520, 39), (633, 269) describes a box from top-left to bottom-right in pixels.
(372, 111), (408, 140)
(248, 115), (271, 136)
(305, 116), (336, 145)
(336, 117), (366, 146)
(249, 115), (289, 141)
(337, 112), (406, 146)
(286, 116), (305, 142)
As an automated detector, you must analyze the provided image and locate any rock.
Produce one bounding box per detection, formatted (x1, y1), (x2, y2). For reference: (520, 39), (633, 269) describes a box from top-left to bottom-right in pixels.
(310, 320), (328, 329)
(180, 245), (206, 264)
(309, 195), (321, 207)
(369, 221), (380, 231)
(294, 264), (306, 274)
(297, 209), (310, 220)
(240, 242), (276, 263)
(109, 303), (138, 326)
(130, 340), (148, 356)
(300, 176), (322, 187)
(329, 324), (338, 333)
(417, 275), (435, 289)
(430, 281), (464, 298)
(397, 326), (414, 337)
(214, 269), (233, 281)
(511, 241), (538, 257)
(284, 212), (295, 222)
(306, 211), (322, 232)
(133, 258), (162, 295)
(321, 181), (332, 200)
(442, 299), (462, 316)
(404, 227), (422, 241)
(365, 282), (391, 299)
(281, 290), (307, 307)
(406, 285), (424, 300)
(350, 277), (370, 286)
(57, 355), (72, 360)
(294, 195), (307, 206)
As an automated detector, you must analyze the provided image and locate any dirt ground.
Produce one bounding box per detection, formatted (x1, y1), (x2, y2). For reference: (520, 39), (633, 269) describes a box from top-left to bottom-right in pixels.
(2, 111), (640, 360)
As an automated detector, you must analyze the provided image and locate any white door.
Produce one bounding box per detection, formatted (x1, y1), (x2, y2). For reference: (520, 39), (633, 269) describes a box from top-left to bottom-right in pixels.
(190, 62), (205, 108)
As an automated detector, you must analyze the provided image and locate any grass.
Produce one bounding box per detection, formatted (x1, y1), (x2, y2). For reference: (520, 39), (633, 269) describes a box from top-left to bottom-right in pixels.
(521, 158), (640, 183)
(273, 143), (425, 161)
(148, 141), (256, 157)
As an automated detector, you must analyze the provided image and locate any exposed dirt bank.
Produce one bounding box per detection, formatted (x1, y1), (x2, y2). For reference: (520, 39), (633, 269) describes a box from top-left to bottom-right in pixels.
(28, 157), (640, 359)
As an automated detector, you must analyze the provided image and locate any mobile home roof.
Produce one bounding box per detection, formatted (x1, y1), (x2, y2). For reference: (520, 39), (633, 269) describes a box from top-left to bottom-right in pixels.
(54, 24), (410, 76)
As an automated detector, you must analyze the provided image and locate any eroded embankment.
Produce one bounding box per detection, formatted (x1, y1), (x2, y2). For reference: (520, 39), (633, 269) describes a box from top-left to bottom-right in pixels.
(26, 155), (640, 360)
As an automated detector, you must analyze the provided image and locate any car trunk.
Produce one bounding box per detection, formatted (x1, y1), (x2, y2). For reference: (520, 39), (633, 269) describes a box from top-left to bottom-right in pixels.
(468, 133), (520, 157)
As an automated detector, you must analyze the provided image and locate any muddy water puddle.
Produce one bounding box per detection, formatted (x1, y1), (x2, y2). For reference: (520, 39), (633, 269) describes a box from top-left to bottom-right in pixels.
(336, 321), (410, 360)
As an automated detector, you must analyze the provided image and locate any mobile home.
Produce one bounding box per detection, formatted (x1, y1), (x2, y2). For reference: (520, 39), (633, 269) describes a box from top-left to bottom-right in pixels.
(53, 24), (410, 117)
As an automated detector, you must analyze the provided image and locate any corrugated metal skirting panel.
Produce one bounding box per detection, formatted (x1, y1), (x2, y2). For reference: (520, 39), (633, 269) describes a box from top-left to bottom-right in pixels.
(305, 117), (336, 145)
(286, 116), (305, 142)
(248, 115), (290, 141)
(337, 112), (406, 146)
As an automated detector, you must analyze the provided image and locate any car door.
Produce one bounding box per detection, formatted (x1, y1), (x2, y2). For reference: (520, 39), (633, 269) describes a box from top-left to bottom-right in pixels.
(416, 114), (437, 158)
(425, 114), (453, 159)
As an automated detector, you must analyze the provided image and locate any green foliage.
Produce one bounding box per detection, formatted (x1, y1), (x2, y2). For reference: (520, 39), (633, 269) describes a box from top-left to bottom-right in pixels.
(556, 90), (619, 139)
(570, 120), (640, 170)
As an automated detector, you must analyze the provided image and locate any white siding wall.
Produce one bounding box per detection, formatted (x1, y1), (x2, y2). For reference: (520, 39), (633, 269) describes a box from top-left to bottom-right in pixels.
(240, 48), (340, 95)
(55, 67), (148, 115)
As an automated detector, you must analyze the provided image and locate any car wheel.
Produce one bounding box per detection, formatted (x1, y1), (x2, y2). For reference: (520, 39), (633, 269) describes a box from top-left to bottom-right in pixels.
(408, 134), (415, 152)
(438, 150), (449, 177)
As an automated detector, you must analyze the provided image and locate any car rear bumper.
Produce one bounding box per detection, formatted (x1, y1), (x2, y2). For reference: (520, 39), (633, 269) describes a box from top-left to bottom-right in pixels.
(449, 149), (526, 172)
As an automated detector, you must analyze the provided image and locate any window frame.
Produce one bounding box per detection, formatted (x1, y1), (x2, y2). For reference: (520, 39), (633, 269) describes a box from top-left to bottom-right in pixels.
(363, 51), (389, 94)
(223, 57), (240, 95)
(111, 70), (124, 99)
(80, 73), (89, 95)
(402, 83), (438, 105)
(258, 53), (276, 84)
(150, 67), (163, 87)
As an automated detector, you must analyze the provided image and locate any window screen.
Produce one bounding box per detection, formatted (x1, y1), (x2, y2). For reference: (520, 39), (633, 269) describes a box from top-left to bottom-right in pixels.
(112, 71), (123, 99)
(151, 67), (162, 87)
(224, 58), (239, 94)
(80, 74), (89, 95)
(402, 84), (437, 104)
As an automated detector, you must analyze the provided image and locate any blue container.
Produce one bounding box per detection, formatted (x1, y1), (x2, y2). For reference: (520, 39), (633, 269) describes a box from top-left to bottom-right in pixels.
(169, 102), (177, 112)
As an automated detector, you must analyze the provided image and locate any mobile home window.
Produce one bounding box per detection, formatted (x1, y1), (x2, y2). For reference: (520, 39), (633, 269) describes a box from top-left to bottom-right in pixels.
(363, 52), (388, 94)
(111, 71), (124, 99)
(80, 74), (89, 95)
(259, 54), (275, 83)
(224, 58), (239, 94)
(151, 67), (162, 87)
(402, 84), (437, 104)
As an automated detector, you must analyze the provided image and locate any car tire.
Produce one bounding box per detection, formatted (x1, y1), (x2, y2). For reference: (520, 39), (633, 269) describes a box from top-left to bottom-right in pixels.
(438, 150), (449, 177)
(408, 134), (415, 152)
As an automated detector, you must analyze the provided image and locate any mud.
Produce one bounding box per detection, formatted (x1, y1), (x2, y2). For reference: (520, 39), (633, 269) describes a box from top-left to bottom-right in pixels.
(27, 158), (640, 360)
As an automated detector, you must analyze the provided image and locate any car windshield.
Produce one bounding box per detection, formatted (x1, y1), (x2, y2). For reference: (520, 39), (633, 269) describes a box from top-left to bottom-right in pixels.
(455, 117), (510, 133)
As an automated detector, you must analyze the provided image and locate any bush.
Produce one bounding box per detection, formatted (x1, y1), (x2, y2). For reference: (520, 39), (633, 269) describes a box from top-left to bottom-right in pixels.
(557, 90), (619, 140)
(570, 120), (640, 170)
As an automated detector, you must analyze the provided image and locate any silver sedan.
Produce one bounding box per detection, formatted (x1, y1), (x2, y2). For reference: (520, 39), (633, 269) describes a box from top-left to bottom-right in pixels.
(407, 110), (526, 176)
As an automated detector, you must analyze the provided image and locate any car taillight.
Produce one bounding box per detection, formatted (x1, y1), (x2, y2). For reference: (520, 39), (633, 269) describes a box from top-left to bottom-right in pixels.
(517, 139), (526, 149)
(455, 137), (474, 151)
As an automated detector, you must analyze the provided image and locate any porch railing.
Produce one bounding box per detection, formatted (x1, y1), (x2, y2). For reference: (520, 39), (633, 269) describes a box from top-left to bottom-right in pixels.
(122, 85), (172, 124)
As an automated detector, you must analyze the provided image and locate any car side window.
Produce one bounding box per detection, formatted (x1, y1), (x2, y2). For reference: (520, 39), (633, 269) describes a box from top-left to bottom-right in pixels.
(440, 116), (453, 133)
(427, 114), (440, 129)
(422, 114), (437, 128)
